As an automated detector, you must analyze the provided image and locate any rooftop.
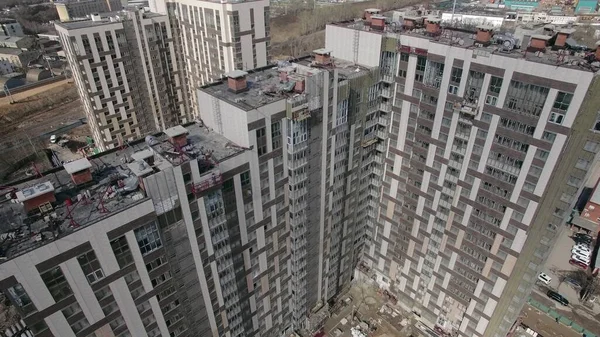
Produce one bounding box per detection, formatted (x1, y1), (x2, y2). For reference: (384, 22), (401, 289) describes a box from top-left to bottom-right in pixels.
(0, 123), (244, 262)
(201, 56), (374, 111)
(0, 48), (22, 55)
(331, 19), (600, 72)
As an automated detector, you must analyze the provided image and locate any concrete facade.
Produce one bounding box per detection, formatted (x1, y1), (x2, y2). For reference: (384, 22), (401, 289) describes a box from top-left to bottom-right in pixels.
(325, 19), (600, 337)
(0, 122), (292, 337)
(56, 9), (189, 152)
(150, 0), (270, 116)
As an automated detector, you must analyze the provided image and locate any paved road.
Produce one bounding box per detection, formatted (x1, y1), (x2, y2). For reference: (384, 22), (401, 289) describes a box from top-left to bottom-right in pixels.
(521, 304), (581, 337)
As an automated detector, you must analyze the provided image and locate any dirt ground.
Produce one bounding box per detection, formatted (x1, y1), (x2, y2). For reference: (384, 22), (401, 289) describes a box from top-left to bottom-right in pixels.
(321, 282), (418, 337)
(0, 81), (84, 145)
(0, 79), (87, 182)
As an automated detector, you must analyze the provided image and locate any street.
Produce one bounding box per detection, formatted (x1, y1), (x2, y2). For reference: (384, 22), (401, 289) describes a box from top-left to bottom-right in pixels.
(530, 226), (600, 335)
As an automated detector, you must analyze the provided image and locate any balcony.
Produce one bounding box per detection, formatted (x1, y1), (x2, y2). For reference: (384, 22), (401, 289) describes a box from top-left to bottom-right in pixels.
(455, 132), (470, 141)
(381, 74), (394, 83)
(380, 102), (392, 112)
(451, 145), (466, 155)
(448, 160), (462, 170)
(378, 117), (389, 127)
(380, 88), (393, 99)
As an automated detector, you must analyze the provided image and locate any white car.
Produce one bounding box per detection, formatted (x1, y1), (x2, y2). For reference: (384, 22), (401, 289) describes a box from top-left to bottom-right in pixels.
(50, 135), (57, 144)
(574, 244), (590, 251)
(538, 272), (552, 285)
(572, 254), (590, 264)
(572, 248), (591, 256)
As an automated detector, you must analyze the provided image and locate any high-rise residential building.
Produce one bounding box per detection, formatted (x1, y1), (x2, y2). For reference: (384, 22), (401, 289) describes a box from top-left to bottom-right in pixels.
(324, 16), (600, 337)
(197, 54), (385, 330)
(55, 0), (123, 22)
(0, 123), (285, 337)
(149, 0), (271, 114)
(56, 10), (189, 152)
(0, 49), (385, 337)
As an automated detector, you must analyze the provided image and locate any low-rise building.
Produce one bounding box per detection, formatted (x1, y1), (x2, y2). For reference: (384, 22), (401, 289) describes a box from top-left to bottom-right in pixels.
(0, 36), (36, 50)
(0, 18), (24, 37)
(0, 48), (39, 75)
(55, 0), (123, 21)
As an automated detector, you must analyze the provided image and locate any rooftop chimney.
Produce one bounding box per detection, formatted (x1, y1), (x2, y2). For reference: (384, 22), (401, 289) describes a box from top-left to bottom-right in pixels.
(226, 70), (248, 93)
(16, 182), (56, 213)
(64, 158), (93, 186)
(425, 17), (442, 36)
(527, 34), (551, 53)
(370, 15), (386, 31)
(475, 25), (494, 46)
(403, 17), (419, 30)
(364, 8), (381, 24)
(553, 28), (575, 49)
(313, 49), (333, 65)
(164, 125), (189, 148)
(91, 13), (101, 22)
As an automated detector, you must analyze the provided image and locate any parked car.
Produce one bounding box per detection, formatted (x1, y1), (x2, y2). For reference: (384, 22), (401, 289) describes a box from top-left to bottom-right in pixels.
(547, 290), (569, 306)
(537, 272), (551, 285)
(570, 258), (588, 269)
(574, 234), (593, 244)
(574, 243), (590, 249)
(572, 248), (591, 256)
(50, 134), (57, 143)
(572, 252), (591, 261)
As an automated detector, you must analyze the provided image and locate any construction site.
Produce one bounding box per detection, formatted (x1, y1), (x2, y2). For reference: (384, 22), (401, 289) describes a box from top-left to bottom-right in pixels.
(292, 278), (447, 337)
(0, 78), (89, 184)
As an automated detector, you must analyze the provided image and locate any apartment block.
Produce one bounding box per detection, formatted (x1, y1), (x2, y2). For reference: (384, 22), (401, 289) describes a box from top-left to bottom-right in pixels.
(150, 0), (270, 115)
(197, 52), (386, 330)
(0, 121), (294, 337)
(325, 16), (600, 337)
(0, 18), (24, 37)
(55, 0), (123, 22)
(56, 9), (189, 152)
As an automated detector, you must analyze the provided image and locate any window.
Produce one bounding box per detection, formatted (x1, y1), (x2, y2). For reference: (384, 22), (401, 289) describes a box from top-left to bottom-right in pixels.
(41, 267), (72, 302)
(448, 85), (458, 95)
(111, 236), (133, 268)
(336, 99), (348, 126)
(485, 95), (498, 106)
(416, 56), (426, 72)
(567, 175), (582, 187)
(450, 67), (462, 83)
(240, 171), (251, 187)
(77, 250), (104, 284)
(528, 165), (542, 177)
(503, 80), (549, 117)
(535, 149), (549, 161)
(576, 158), (590, 170)
(271, 121), (281, 149)
(256, 127), (267, 156)
(499, 117), (535, 136)
(553, 92), (573, 111)
(400, 53), (409, 62)
(134, 222), (162, 255)
(542, 131), (556, 142)
(398, 69), (407, 78)
(549, 112), (564, 125)
(6, 284), (36, 315)
(489, 76), (503, 94)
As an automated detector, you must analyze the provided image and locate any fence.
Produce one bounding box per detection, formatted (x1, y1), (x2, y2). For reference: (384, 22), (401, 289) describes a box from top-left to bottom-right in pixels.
(528, 298), (597, 337)
(0, 75), (66, 98)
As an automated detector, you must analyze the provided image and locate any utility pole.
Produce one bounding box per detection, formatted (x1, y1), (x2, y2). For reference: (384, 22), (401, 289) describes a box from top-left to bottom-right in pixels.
(4, 84), (14, 104)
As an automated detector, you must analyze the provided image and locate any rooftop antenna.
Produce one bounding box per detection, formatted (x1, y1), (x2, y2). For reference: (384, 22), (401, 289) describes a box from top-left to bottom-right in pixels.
(450, 0), (457, 26)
